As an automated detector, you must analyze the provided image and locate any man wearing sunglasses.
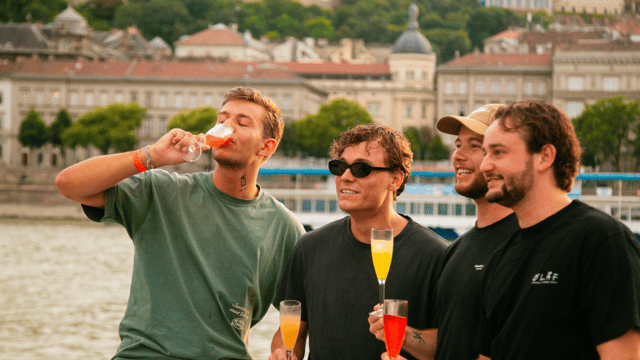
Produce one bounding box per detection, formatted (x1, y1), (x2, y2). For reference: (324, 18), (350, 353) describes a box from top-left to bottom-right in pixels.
(269, 124), (449, 360)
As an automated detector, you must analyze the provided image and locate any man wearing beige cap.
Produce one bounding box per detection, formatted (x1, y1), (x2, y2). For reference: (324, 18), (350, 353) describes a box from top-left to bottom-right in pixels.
(370, 104), (518, 360)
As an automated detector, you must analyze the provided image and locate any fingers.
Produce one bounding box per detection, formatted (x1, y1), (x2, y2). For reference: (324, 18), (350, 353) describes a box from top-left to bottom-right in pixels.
(268, 347), (288, 360)
(368, 308), (384, 342)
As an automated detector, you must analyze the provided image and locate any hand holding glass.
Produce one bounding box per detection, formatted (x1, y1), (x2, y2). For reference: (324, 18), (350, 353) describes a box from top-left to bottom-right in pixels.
(371, 228), (394, 311)
(179, 123), (233, 162)
(279, 300), (301, 360)
(384, 299), (408, 360)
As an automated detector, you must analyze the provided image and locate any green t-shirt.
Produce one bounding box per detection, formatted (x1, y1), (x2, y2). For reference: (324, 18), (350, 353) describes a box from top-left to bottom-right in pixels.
(83, 170), (305, 360)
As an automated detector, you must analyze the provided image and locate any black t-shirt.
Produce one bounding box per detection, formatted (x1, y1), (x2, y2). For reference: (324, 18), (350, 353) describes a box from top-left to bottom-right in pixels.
(274, 215), (449, 360)
(434, 213), (518, 360)
(477, 200), (640, 360)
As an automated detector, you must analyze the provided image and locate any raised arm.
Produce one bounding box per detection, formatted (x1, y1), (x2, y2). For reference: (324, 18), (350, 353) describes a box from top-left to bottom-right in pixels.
(55, 129), (208, 208)
(270, 321), (309, 360)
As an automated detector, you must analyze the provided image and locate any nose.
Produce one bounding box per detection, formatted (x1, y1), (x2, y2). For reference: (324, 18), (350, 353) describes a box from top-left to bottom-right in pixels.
(452, 147), (466, 163)
(479, 155), (493, 174)
(339, 167), (357, 181)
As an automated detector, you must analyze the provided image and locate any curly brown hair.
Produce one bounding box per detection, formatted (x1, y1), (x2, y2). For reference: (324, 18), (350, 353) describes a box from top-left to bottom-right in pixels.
(222, 87), (283, 146)
(492, 100), (581, 192)
(329, 124), (413, 201)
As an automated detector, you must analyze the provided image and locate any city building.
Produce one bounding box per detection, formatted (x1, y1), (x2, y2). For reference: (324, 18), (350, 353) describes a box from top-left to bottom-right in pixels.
(2, 56), (326, 168)
(174, 24), (270, 61)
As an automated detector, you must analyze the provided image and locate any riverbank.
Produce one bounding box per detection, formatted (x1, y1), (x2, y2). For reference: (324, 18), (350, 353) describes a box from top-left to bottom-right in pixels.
(0, 203), (91, 222)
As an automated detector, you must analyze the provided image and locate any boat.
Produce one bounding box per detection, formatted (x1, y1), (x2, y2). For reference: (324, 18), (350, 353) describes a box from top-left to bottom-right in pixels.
(259, 169), (640, 240)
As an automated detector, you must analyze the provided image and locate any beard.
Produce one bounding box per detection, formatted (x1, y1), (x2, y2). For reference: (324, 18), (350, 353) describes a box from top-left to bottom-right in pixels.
(455, 173), (489, 199)
(485, 157), (534, 207)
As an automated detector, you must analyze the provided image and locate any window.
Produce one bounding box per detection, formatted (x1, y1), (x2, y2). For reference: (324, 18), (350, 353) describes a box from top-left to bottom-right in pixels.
(406, 71), (414, 81)
(51, 91), (60, 105)
(283, 96), (291, 111)
(115, 92), (124, 103)
(144, 118), (152, 135)
(507, 82), (516, 95)
(204, 95), (212, 106)
(70, 92), (78, 106)
(491, 82), (500, 95)
(175, 94), (182, 108)
(459, 81), (467, 94)
(406, 105), (412, 118)
(316, 200), (325, 212)
(455, 204), (463, 216)
(410, 203), (419, 214)
(159, 94), (167, 108)
(36, 91), (44, 105)
(100, 92), (108, 106)
(566, 101), (584, 118)
(603, 77), (619, 92)
(422, 71), (427, 81)
(146, 92), (153, 107)
(0, 114), (2, 129)
(424, 203), (434, 215)
(445, 82), (453, 95)
(329, 200), (337, 212)
(524, 82), (533, 96)
(567, 77), (584, 91)
(437, 203), (448, 215)
(475, 81), (484, 94)
(190, 94), (197, 108)
(368, 103), (380, 117)
(421, 103), (427, 119)
(302, 199), (312, 212)
(86, 92), (93, 106)
(159, 117), (167, 134)
(131, 92), (138, 103)
(396, 202), (406, 213)
(459, 104), (467, 116)
(37, 152), (43, 165)
(466, 204), (476, 216)
(51, 154), (57, 167)
(0, 92), (3, 104)
(537, 82), (546, 95)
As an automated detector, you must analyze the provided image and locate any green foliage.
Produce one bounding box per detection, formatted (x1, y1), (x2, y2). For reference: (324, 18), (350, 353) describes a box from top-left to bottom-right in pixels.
(306, 17), (334, 39)
(19, 109), (48, 149)
(62, 103), (145, 154)
(424, 28), (471, 63)
(1, 0), (68, 23)
(167, 107), (218, 134)
(427, 134), (450, 161)
(573, 97), (640, 172)
(50, 108), (72, 156)
(114, 0), (189, 44)
(466, 7), (519, 50)
(284, 99), (373, 158)
(403, 125), (434, 160)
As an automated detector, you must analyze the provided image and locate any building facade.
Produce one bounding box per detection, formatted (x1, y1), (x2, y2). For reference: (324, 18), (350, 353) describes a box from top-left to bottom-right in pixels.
(4, 57), (326, 168)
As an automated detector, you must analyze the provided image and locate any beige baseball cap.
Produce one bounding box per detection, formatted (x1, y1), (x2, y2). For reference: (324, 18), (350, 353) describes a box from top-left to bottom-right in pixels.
(436, 104), (505, 136)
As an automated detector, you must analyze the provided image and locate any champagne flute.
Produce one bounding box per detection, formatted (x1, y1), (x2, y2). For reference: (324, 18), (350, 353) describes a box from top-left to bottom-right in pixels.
(384, 299), (408, 360)
(179, 123), (233, 162)
(371, 228), (393, 315)
(279, 300), (301, 360)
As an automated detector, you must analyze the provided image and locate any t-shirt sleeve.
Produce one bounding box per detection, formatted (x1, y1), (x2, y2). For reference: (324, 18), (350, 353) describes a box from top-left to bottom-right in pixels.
(580, 221), (640, 345)
(82, 171), (155, 237)
(273, 239), (308, 322)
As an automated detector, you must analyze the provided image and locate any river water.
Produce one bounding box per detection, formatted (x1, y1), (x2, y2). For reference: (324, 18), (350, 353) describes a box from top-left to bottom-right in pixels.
(0, 220), (281, 360)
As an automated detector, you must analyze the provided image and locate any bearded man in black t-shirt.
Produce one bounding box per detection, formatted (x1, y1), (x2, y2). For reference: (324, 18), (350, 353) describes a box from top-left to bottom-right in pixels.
(475, 100), (640, 360)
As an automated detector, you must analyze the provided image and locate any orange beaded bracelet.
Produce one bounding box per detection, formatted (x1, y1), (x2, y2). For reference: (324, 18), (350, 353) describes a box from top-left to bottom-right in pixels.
(133, 150), (146, 172)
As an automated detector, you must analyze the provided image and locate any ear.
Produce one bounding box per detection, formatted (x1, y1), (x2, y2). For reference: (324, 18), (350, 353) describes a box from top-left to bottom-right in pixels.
(257, 138), (277, 158)
(535, 144), (556, 172)
(388, 170), (405, 192)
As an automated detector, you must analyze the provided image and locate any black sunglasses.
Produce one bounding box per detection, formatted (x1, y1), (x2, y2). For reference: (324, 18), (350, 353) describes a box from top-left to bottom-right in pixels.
(328, 159), (392, 178)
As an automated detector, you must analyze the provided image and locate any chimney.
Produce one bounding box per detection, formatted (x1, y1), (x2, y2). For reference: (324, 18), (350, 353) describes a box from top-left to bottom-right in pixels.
(473, 47), (480, 56)
(455, 50), (460, 58)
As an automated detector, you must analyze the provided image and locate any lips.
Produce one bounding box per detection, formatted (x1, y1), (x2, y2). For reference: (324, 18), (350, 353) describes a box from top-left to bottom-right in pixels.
(340, 189), (358, 195)
(456, 168), (473, 176)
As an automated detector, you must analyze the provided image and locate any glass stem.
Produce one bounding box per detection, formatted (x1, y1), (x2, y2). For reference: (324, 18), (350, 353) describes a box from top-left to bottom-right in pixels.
(286, 349), (292, 360)
(378, 279), (385, 309)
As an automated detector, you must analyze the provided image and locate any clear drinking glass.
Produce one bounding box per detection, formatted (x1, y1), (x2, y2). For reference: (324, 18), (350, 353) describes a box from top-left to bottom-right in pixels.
(279, 300), (302, 360)
(371, 228), (394, 314)
(180, 123), (233, 162)
(384, 299), (408, 360)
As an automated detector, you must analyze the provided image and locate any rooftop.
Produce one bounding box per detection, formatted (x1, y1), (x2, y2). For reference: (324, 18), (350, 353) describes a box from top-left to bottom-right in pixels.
(440, 52), (552, 67)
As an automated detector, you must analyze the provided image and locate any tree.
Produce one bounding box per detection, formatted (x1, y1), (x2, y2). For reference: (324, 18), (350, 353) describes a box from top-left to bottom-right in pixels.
(168, 107), (218, 134)
(50, 108), (73, 166)
(403, 125), (434, 161)
(305, 17), (334, 39)
(426, 134), (450, 161)
(62, 103), (145, 155)
(290, 99), (373, 158)
(19, 109), (49, 150)
(573, 97), (640, 172)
